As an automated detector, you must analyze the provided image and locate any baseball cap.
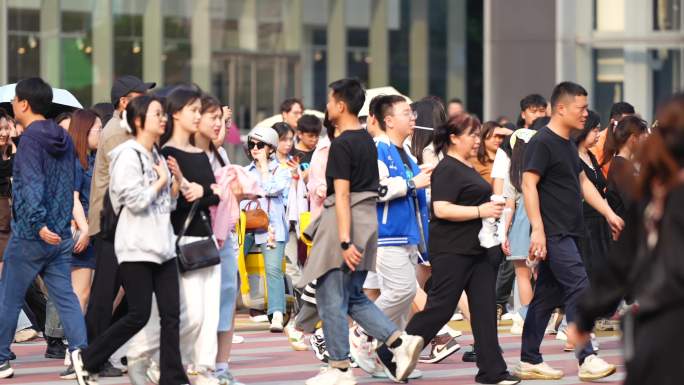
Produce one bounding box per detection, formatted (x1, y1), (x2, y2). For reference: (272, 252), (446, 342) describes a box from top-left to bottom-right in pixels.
(110, 75), (156, 105)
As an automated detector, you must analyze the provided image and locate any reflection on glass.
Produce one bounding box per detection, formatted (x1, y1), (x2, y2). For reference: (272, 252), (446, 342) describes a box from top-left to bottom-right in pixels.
(62, 8), (94, 106)
(7, 7), (40, 84)
(164, 16), (191, 85)
(114, 11), (143, 79)
(652, 49), (682, 111)
(593, 49), (625, 125)
(654, 0), (682, 30)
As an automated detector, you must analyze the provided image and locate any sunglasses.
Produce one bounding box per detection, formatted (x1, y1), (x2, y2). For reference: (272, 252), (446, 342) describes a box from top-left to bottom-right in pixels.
(248, 141), (267, 150)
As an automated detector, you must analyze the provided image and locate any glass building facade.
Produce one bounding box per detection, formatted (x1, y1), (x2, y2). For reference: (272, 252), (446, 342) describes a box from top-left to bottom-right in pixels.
(0, 0), (479, 129)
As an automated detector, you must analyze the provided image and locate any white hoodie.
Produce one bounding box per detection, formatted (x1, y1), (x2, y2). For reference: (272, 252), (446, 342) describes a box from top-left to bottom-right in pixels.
(108, 139), (177, 264)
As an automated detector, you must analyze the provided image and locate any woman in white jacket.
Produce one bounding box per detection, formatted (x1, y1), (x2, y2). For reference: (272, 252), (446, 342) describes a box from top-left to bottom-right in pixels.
(71, 95), (190, 385)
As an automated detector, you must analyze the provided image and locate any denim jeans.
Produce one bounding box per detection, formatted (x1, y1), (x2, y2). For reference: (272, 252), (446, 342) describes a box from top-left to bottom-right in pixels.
(316, 269), (398, 362)
(0, 236), (87, 362)
(243, 234), (286, 315)
(45, 298), (65, 338)
(218, 234), (239, 332)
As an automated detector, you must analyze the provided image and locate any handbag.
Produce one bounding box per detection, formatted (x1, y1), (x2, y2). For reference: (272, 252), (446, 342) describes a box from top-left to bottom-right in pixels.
(244, 199), (269, 232)
(176, 201), (221, 273)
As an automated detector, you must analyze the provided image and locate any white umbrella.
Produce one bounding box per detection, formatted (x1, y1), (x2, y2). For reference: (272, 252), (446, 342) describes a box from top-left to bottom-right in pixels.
(0, 83), (83, 117)
(358, 86), (412, 118)
(253, 109), (325, 129)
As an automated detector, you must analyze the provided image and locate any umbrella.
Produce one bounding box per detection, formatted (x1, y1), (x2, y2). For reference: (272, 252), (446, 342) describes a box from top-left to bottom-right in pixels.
(0, 83), (84, 118)
(358, 86), (412, 118)
(253, 109), (325, 129)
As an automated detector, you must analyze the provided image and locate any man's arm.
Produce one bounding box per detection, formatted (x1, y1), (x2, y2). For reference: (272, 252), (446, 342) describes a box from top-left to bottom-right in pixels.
(522, 171), (546, 259)
(580, 171), (624, 239)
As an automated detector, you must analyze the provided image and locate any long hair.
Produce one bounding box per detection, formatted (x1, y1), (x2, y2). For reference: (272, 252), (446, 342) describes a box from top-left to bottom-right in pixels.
(68, 109), (98, 169)
(637, 93), (684, 197)
(191, 93), (223, 161)
(572, 110), (601, 145)
(410, 98), (447, 164)
(433, 113), (481, 158)
(160, 87), (202, 146)
(476, 121), (499, 164)
(509, 139), (529, 192)
(601, 115), (648, 167)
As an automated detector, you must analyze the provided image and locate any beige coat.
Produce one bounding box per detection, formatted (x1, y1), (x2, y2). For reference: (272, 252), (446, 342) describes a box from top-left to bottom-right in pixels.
(87, 111), (132, 236)
(297, 191), (378, 288)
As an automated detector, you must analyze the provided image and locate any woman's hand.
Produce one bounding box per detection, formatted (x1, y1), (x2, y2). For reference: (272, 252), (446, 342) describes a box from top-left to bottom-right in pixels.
(74, 231), (90, 254)
(166, 156), (183, 182)
(182, 181), (204, 202)
(502, 238), (511, 256)
(478, 201), (505, 219)
(152, 161), (169, 184)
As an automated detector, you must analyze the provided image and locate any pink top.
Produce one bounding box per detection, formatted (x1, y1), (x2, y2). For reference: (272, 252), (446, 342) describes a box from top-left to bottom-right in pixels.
(226, 122), (241, 145)
(307, 136), (332, 220)
(210, 165), (263, 242)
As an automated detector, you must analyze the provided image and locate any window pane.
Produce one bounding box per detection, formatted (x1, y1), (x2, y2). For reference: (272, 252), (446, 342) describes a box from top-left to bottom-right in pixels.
(7, 7), (40, 84)
(62, 8), (93, 106)
(595, 0), (625, 31)
(652, 49), (682, 111)
(653, 0), (682, 30)
(593, 49), (625, 123)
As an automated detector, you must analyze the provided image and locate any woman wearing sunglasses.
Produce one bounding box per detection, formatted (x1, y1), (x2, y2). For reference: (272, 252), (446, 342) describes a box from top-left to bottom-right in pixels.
(241, 126), (292, 333)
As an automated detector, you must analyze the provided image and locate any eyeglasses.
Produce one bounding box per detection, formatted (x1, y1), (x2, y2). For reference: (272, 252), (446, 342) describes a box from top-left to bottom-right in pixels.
(147, 111), (166, 120)
(395, 110), (418, 120)
(248, 140), (267, 150)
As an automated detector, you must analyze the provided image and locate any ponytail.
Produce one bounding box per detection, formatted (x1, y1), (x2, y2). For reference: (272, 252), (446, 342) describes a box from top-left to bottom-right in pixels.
(601, 115), (647, 167)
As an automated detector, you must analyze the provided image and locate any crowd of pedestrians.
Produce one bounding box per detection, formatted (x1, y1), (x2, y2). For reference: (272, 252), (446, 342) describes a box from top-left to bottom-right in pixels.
(0, 73), (681, 385)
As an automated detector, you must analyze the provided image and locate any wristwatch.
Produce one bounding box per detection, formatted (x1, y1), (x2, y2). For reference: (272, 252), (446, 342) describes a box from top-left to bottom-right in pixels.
(407, 179), (416, 192)
(340, 241), (351, 250)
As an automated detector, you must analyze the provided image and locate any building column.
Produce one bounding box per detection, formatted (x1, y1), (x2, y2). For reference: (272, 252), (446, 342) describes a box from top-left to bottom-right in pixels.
(239, 0), (257, 51)
(40, 0), (61, 87)
(327, 0), (346, 84)
(191, 0), (211, 90)
(369, 0), (388, 87)
(283, 0), (302, 51)
(0, 0), (7, 85)
(623, 0), (653, 121)
(573, 0), (594, 101)
(409, 0), (428, 100)
(143, 0), (163, 85)
(446, 0), (466, 103)
(92, 0), (113, 103)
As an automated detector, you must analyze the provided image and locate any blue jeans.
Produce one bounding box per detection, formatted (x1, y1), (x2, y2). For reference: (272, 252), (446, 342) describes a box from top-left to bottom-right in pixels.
(0, 236), (87, 362)
(317, 269), (398, 362)
(243, 234), (286, 315)
(218, 234), (239, 331)
(521, 235), (595, 364)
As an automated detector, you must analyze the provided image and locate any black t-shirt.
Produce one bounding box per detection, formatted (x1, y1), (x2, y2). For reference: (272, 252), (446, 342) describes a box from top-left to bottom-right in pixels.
(429, 156), (491, 256)
(160, 147), (220, 237)
(291, 147), (315, 171)
(523, 126), (583, 237)
(326, 129), (379, 197)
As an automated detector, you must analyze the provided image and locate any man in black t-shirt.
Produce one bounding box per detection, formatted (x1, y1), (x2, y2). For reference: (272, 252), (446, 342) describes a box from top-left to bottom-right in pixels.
(302, 79), (423, 385)
(515, 82), (624, 382)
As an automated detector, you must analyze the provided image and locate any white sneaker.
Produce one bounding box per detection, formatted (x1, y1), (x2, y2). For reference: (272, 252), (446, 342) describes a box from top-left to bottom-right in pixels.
(305, 366), (356, 385)
(285, 324), (308, 351)
(388, 334), (424, 382)
(372, 363), (423, 380)
(450, 312), (464, 321)
(348, 326), (376, 374)
(71, 349), (99, 385)
(14, 328), (38, 343)
(556, 328), (567, 341)
(249, 314), (269, 323)
(195, 371), (221, 385)
(146, 360), (160, 385)
(232, 335), (245, 344)
(510, 312), (524, 335)
(437, 324), (462, 338)
(591, 333), (600, 351)
(578, 355), (616, 381)
(501, 312), (515, 321)
(514, 361), (564, 380)
(270, 311), (284, 333)
(0, 361), (14, 379)
(545, 309), (562, 335)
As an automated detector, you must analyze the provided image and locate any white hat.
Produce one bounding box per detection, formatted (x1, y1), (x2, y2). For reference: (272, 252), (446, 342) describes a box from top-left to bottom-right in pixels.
(247, 126), (279, 149)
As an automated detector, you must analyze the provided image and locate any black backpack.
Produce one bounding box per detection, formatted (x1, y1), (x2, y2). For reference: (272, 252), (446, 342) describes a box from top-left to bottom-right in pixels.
(100, 149), (144, 242)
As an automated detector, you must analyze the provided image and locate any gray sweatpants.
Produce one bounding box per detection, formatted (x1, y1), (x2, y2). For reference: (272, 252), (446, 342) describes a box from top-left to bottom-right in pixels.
(374, 245), (418, 330)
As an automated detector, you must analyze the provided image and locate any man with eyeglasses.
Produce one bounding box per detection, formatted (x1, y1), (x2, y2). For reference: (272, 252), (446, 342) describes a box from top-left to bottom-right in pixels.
(84, 75), (155, 377)
(349, 95), (434, 379)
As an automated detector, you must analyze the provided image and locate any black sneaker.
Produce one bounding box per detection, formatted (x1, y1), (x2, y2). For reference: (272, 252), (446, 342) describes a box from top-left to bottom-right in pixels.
(0, 361), (13, 379)
(45, 337), (67, 359)
(8, 352), (15, 361)
(99, 361), (124, 377)
(309, 333), (329, 363)
(462, 345), (477, 363)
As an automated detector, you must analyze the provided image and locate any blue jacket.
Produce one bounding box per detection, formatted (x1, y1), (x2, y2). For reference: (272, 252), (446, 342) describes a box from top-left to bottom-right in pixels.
(12, 120), (75, 240)
(375, 135), (429, 256)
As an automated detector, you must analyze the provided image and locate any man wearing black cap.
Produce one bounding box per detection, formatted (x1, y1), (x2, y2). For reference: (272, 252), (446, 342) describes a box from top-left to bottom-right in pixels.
(85, 75), (154, 376)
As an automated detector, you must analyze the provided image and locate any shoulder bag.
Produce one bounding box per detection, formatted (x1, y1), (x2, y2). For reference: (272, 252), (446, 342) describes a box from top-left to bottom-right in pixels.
(176, 201), (221, 272)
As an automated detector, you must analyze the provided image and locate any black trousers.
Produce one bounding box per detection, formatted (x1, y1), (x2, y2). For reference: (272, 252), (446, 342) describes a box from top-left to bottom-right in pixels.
(86, 236), (127, 343)
(24, 280), (47, 332)
(495, 260), (515, 306)
(406, 248), (508, 383)
(82, 259), (188, 385)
